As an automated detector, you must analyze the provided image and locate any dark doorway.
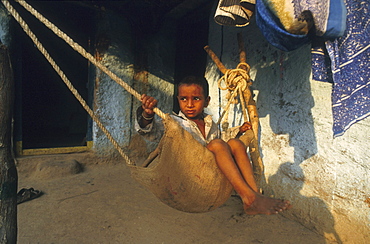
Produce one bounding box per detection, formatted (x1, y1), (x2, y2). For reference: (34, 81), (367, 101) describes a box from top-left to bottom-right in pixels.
(12, 2), (95, 150)
(173, 2), (213, 113)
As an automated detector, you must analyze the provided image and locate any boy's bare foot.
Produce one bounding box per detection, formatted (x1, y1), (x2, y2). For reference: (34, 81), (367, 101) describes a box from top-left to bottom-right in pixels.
(243, 194), (292, 215)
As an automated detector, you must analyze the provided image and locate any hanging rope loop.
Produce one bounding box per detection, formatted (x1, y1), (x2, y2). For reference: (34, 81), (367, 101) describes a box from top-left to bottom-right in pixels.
(216, 61), (253, 125)
(217, 62), (252, 104)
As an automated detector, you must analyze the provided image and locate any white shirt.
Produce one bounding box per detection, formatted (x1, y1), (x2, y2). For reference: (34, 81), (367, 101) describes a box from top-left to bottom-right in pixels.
(135, 110), (220, 146)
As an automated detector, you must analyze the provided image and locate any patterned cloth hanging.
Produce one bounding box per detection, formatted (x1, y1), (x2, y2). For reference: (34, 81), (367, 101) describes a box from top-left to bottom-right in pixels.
(312, 0), (370, 137)
(214, 0), (369, 137)
(261, 0), (346, 38)
(255, 0), (346, 51)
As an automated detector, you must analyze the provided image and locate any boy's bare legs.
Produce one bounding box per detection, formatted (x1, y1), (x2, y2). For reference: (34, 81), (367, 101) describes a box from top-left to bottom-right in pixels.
(227, 139), (258, 192)
(226, 139), (291, 214)
(207, 139), (291, 215)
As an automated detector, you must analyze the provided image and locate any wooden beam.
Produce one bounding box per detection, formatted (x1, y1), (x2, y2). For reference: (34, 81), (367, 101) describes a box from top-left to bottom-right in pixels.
(0, 44), (17, 244)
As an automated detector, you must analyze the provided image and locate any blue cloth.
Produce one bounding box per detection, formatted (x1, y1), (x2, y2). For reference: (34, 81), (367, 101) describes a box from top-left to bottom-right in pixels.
(323, 0), (347, 39)
(311, 45), (333, 83)
(313, 0), (370, 137)
(255, 0), (310, 51)
(290, 0), (346, 39)
(328, 0), (370, 136)
(256, 0), (346, 51)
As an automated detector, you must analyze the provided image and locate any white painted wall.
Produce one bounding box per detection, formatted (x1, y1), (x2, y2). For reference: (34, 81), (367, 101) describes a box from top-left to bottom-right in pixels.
(93, 11), (175, 157)
(92, 12), (135, 156)
(205, 16), (370, 243)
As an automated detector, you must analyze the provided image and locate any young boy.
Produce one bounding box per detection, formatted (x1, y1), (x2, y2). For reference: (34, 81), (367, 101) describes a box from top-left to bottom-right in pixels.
(136, 76), (291, 215)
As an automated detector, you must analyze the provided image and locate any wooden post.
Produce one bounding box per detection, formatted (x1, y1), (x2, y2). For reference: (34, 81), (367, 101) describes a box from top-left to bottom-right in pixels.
(0, 44), (18, 244)
(204, 34), (264, 187)
(204, 45), (229, 74)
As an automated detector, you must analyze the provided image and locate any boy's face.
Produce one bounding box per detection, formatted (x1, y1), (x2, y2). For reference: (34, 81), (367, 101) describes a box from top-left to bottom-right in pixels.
(177, 84), (210, 120)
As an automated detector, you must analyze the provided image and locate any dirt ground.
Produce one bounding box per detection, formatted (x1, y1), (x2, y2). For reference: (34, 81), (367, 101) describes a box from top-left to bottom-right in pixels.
(15, 152), (332, 244)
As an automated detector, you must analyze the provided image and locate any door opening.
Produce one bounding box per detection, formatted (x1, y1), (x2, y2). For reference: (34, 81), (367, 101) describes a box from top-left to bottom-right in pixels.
(173, 2), (213, 113)
(12, 2), (95, 155)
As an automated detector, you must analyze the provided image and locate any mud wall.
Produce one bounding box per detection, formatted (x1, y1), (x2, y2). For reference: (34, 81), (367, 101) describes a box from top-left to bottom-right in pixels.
(0, 6), (10, 46)
(92, 10), (175, 157)
(205, 17), (369, 244)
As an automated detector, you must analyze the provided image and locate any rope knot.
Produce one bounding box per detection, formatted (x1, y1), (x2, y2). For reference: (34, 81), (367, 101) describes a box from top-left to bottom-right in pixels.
(218, 62), (252, 104)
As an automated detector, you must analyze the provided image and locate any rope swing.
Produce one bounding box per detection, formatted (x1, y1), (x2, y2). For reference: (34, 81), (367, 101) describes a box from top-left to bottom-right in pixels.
(2, 0), (165, 166)
(3, 0), (263, 212)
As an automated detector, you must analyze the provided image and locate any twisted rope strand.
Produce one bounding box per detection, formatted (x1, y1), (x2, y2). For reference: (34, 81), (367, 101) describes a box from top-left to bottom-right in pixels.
(2, 0), (136, 165)
(14, 0), (166, 120)
(217, 62), (252, 124)
(216, 86), (240, 125)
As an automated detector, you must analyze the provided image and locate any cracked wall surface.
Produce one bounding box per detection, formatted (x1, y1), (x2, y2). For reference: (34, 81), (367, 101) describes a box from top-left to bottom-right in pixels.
(205, 15), (369, 244)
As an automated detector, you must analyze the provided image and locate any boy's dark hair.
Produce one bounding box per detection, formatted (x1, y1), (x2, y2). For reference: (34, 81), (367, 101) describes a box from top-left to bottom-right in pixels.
(178, 76), (209, 97)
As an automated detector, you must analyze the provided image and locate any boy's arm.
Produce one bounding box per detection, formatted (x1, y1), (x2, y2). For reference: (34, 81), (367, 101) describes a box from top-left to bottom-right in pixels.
(235, 122), (252, 138)
(135, 106), (164, 142)
(136, 106), (154, 129)
(135, 93), (164, 140)
(138, 94), (157, 128)
(138, 107), (154, 128)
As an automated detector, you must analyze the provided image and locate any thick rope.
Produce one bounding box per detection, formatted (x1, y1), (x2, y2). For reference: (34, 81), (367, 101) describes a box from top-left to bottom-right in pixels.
(216, 86), (239, 125)
(2, 0), (139, 165)
(217, 62), (252, 124)
(217, 63), (250, 94)
(13, 0), (166, 120)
